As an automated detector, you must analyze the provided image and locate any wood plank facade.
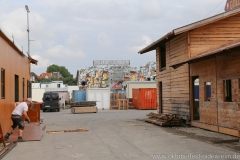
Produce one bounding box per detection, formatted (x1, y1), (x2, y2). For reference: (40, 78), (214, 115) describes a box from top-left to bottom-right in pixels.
(190, 48), (240, 137)
(140, 9), (240, 137)
(0, 28), (37, 134)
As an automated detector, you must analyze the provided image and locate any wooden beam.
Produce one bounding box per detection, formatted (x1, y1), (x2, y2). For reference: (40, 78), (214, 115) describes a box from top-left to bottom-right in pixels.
(191, 121), (219, 132)
(219, 127), (239, 137)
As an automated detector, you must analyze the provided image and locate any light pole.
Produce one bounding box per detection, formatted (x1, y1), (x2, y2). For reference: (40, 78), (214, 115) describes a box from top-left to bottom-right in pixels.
(25, 5), (32, 98)
(25, 5), (30, 56)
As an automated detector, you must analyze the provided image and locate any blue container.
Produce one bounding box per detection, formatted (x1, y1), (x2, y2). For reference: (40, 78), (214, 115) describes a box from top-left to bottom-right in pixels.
(194, 85), (199, 100)
(72, 90), (86, 102)
(110, 89), (126, 99)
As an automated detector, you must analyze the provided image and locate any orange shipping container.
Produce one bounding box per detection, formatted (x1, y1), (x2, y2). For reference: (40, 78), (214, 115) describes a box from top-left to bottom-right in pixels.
(132, 88), (157, 110)
(132, 89), (139, 109)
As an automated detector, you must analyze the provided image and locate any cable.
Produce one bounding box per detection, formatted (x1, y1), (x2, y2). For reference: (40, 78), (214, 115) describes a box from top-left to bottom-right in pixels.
(216, 6), (225, 15)
(205, 0), (225, 18)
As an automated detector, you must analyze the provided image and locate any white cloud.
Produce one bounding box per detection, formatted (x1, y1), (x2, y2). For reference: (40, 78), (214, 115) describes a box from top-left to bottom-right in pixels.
(0, 0), (227, 76)
(43, 45), (86, 59)
(98, 32), (113, 47)
(0, 8), (26, 40)
(136, 0), (163, 20)
(0, 7), (48, 54)
(129, 35), (153, 53)
(31, 54), (51, 71)
(66, 34), (83, 48)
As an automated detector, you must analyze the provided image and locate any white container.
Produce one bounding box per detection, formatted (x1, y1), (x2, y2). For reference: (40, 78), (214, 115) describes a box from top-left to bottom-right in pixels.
(32, 88), (46, 102)
(122, 81), (157, 98)
(67, 86), (79, 99)
(86, 88), (110, 110)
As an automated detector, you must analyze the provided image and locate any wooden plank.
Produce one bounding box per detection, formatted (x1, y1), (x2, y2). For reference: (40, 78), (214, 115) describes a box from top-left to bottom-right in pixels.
(71, 107), (98, 114)
(170, 32), (188, 45)
(191, 121), (219, 132)
(232, 79), (239, 102)
(199, 102), (218, 125)
(219, 127), (239, 137)
(8, 123), (45, 142)
(191, 40), (233, 45)
(0, 123), (6, 147)
(218, 102), (239, 129)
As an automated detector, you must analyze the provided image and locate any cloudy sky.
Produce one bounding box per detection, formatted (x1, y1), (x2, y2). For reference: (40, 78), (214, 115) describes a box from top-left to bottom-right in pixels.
(0, 0), (226, 77)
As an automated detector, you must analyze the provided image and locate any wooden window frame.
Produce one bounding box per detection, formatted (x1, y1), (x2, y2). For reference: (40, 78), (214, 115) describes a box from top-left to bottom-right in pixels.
(159, 45), (166, 71)
(204, 82), (211, 101)
(23, 78), (25, 101)
(1, 68), (5, 99)
(223, 79), (232, 102)
(15, 74), (19, 102)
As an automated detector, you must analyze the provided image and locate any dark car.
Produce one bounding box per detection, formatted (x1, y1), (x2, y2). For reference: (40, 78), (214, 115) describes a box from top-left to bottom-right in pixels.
(41, 92), (61, 112)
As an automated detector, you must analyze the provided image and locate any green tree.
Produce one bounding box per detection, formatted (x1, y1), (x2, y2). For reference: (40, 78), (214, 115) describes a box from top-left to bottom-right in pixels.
(63, 77), (77, 85)
(47, 64), (72, 78)
(46, 64), (76, 85)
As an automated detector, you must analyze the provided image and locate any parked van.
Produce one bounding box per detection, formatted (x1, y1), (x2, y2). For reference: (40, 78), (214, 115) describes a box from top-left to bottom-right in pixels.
(41, 92), (61, 112)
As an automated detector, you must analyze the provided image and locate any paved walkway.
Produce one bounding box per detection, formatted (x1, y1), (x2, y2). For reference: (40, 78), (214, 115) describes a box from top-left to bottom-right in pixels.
(3, 109), (239, 160)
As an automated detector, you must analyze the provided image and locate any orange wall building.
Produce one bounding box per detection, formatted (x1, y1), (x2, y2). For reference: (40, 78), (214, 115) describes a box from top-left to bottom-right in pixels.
(0, 28), (37, 134)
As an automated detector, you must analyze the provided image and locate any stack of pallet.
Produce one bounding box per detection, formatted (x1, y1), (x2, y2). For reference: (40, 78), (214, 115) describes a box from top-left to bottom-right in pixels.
(118, 99), (128, 110)
(110, 92), (125, 109)
(127, 98), (134, 109)
(71, 101), (97, 114)
(70, 101), (96, 107)
(145, 112), (181, 127)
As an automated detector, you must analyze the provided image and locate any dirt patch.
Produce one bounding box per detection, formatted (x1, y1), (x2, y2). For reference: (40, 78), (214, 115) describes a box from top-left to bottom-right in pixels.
(46, 128), (88, 134)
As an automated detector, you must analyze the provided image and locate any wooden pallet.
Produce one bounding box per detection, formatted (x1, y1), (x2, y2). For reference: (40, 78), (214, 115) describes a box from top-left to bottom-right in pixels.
(71, 107), (98, 114)
(118, 99), (128, 110)
(145, 112), (182, 127)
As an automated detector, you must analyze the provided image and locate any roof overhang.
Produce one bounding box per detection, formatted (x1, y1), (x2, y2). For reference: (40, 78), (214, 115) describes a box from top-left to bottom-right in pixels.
(139, 7), (240, 54)
(138, 32), (175, 54)
(28, 55), (38, 65)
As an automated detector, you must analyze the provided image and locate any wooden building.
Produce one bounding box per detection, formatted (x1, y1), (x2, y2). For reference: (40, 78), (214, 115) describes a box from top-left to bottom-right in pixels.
(0, 27), (37, 134)
(139, 8), (240, 137)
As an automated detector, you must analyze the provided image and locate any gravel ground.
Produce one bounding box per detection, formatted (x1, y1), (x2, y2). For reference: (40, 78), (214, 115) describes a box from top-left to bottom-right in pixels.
(160, 125), (240, 153)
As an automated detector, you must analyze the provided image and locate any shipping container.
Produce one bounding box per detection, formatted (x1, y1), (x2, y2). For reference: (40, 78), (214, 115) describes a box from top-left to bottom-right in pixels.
(86, 88), (110, 109)
(132, 89), (139, 109)
(122, 81), (156, 98)
(132, 88), (157, 110)
(72, 90), (86, 102)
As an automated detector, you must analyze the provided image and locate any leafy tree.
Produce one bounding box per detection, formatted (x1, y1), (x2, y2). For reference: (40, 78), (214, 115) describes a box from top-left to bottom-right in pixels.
(63, 77), (77, 86)
(45, 64), (76, 85)
(47, 64), (72, 78)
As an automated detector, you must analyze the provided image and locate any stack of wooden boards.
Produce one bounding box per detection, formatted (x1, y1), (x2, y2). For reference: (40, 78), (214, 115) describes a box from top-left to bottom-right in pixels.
(71, 101), (98, 114)
(145, 112), (182, 127)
